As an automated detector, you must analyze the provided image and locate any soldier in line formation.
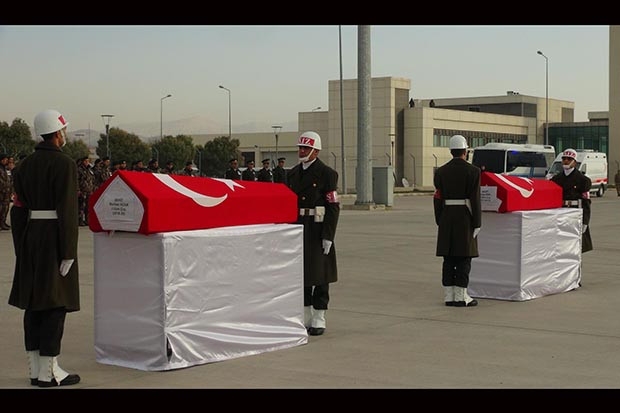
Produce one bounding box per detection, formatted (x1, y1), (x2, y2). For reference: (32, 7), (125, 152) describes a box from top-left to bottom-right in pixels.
(273, 157), (287, 184)
(241, 160), (256, 181)
(0, 153), (13, 230)
(76, 156), (95, 226)
(224, 158), (242, 180)
(226, 157), (287, 184)
(256, 159), (273, 182)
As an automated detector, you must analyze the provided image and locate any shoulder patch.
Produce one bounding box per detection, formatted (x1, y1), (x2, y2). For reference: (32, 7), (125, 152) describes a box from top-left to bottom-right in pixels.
(326, 190), (339, 203)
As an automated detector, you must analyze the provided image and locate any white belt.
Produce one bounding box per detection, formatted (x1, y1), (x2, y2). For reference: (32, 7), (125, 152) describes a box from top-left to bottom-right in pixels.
(299, 208), (315, 216)
(444, 199), (470, 207)
(29, 210), (58, 219)
(563, 200), (581, 207)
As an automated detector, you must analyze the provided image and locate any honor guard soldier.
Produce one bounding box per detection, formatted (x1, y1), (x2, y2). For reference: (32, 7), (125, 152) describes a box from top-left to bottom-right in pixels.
(550, 148), (593, 256)
(287, 131), (340, 336)
(9, 109), (81, 387)
(433, 134), (481, 308)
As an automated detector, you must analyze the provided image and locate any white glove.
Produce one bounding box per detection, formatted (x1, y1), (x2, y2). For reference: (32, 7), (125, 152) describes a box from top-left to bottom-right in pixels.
(473, 228), (481, 239)
(582, 224), (588, 234)
(59, 259), (75, 277)
(322, 239), (333, 255)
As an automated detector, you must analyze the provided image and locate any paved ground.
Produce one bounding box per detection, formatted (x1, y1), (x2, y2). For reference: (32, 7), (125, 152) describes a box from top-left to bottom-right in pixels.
(1, 192), (620, 391)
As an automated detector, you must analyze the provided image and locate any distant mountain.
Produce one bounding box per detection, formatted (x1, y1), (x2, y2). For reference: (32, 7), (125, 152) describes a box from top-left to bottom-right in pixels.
(68, 116), (297, 142)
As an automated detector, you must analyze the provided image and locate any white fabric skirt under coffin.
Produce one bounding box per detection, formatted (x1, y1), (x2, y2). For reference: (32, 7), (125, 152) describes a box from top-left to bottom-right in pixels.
(94, 223), (307, 371)
(469, 208), (582, 301)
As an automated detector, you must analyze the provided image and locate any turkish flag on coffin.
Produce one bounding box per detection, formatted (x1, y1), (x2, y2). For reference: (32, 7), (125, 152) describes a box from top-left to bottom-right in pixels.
(480, 172), (563, 213)
(88, 170), (298, 234)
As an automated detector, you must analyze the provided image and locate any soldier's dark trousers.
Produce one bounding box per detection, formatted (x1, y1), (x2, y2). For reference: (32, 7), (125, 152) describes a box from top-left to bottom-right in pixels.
(442, 256), (472, 288)
(0, 201), (10, 225)
(304, 284), (329, 310)
(24, 307), (66, 357)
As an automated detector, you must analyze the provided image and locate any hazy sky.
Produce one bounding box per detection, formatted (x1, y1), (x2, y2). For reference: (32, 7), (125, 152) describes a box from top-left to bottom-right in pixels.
(0, 25), (610, 133)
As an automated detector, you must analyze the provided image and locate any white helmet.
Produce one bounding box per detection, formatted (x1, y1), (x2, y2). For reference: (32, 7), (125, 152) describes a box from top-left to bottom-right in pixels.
(34, 109), (69, 136)
(297, 131), (322, 150)
(448, 134), (468, 150)
(561, 148), (578, 160)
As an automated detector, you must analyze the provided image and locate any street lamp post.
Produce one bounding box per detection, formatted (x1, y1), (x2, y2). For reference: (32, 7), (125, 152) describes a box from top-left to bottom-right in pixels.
(537, 50), (549, 146)
(101, 114), (114, 159)
(160, 94), (172, 141)
(388, 133), (395, 167)
(272, 125), (282, 162)
(219, 85), (231, 138)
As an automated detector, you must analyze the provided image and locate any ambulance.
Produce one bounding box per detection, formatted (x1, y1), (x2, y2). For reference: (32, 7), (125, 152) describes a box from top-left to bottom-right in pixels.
(545, 149), (608, 197)
(471, 143), (556, 179)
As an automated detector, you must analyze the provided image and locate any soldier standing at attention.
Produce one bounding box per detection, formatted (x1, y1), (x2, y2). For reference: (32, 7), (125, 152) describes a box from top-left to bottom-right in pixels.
(161, 160), (176, 175)
(9, 109), (81, 387)
(287, 131), (340, 336)
(241, 160), (256, 181)
(76, 156), (95, 226)
(224, 158), (242, 180)
(550, 148), (593, 256)
(0, 153), (11, 230)
(93, 156), (112, 190)
(181, 161), (196, 177)
(433, 135), (481, 307)
(272, 157), (287, 184)
(256, 158), (273, 182)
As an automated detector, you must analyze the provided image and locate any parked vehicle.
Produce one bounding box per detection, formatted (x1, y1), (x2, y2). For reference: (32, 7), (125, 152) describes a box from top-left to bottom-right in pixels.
(545, 150), (608, 197)
(471, 143), (556, 179)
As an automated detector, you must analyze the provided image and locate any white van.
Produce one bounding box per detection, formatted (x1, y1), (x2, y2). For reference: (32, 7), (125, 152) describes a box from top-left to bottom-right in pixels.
(471, 143), (556, 179)
(545, 150), (608, 197)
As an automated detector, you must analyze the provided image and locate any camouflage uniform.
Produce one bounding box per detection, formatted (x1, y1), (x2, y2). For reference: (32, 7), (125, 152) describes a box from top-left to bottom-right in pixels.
(0, 156), (11, 229)
(77, 159), (95, 226)
(93, 160), (112, 191)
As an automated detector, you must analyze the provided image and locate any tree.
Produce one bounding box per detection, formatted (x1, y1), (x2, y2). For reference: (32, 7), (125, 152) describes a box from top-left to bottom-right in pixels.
(0, 118), (36, 158)
(63, 138), (90, 161)
(151, 135), (196, 173)
(202, 136), (240, 178)
(96, 127), (151, 165)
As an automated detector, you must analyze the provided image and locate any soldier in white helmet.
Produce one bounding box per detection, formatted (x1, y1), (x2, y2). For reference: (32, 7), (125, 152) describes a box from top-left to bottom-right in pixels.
(8, 109), (81, 387)
(550, 148), (593, 257)
(433, 135), (481, 307)
(287, 131), (340, 336)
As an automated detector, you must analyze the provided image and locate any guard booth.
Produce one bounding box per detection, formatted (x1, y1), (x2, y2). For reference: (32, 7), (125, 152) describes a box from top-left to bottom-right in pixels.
(372, 166), (394, 207)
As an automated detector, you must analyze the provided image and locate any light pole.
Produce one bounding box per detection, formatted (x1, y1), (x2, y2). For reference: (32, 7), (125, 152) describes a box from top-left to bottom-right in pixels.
(219, 85), (231, 138)
(388, 133), (395, 167)
(338, 25), (347, 194)
(101, 114), (114, 159)
(409, 153), (416, 188)
(272, 125), (282, 161)
(537, 50), (549, 146)
(160, 94), (172, 140)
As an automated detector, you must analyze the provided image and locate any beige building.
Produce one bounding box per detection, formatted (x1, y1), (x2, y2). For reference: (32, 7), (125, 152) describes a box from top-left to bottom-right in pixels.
(194, 76), (573, 192)
(609, 26), (620, 174)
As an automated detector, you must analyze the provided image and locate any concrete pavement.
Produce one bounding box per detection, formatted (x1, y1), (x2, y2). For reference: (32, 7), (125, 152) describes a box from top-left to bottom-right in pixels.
(1, 193), (620, 389)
